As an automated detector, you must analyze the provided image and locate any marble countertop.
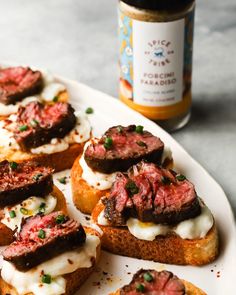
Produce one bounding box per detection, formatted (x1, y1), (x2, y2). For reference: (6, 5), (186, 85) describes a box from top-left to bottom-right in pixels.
(0, 0), (235, 216)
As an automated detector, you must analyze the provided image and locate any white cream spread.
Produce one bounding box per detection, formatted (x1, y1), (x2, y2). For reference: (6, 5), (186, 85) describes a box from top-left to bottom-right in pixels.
(80, 143), (172, 191)
(1, 194), (57, 231)
(0, 69), (66, 116)
(41, 83), (66, 102)
(1, 234), (100, 295)
(79, 141), (117, 190)
(98, 203), (214, 240)
(0, 111), (91, 154)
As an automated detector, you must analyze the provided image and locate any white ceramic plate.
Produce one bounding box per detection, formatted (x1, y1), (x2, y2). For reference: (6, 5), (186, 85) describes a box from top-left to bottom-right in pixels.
(0, 70), (235, 294)
(53, 77), (236, 294)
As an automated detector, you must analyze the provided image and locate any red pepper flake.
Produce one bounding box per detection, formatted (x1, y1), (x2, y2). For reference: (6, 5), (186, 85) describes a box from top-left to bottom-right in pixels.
(85, 216), (90, 221)
(68, 259), (73, 264)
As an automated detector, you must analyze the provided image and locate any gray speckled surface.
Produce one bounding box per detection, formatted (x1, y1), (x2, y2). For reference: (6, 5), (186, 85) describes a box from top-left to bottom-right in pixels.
(0, 0), (235, 215)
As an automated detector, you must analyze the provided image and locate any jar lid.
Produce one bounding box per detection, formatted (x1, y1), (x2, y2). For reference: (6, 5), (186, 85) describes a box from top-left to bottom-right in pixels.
(120, 0), (194, 11)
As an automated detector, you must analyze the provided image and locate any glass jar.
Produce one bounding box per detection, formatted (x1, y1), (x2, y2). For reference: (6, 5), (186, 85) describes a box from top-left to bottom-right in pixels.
(118, 0), (195, 131)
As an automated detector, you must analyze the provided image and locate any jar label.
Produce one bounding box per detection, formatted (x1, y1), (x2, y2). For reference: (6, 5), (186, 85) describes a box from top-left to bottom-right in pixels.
(119, 13), (187, 108)
(133, 19), (184, 106)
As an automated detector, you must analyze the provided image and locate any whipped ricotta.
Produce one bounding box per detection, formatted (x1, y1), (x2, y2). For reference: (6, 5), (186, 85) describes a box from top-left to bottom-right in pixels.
(1, 194), (57, 231)
(98, 203), (214, 240)
(1, 234), (100, 295)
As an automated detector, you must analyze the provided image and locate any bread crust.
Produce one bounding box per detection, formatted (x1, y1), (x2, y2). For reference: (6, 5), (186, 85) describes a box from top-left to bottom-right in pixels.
(0, 142), (84, 173)
(0, 227), (101, 295)
(0, 185), (67, 246)
(71, 156), (173, 215)
(71, 155), (109, 214)
(92, 202), (219, 266)
(110, 279), (206, 295)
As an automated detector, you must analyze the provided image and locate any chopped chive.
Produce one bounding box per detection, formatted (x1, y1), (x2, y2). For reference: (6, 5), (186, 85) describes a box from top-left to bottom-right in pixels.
(136, 141), (147, 148)
(53, 96), (58, 102)
(136, 283), (145, 292)
(161, 176), (171, 185)
(125, 181), (139, 196)
(41, 274), (51, 284)
(38, 202), (46, 214)
(19, 125), (28, 132)
(104, 137), (113, 150)
(56, 214), (65, 224)
(9, 210), (16, 218)
(30, 119), (39, 127)
(38, 229), (46, 239)
(85, 107), (93, 114)
(9, 161), (18, 170)
(143, 272), (153, 282)
(135, 125), (144, 134)
(117, 126), (123, 133)
(176, 174), (186, 181)
(20, 207), (29, 215)
(33, 173), (43, 181)
(58, 176), (67, 184)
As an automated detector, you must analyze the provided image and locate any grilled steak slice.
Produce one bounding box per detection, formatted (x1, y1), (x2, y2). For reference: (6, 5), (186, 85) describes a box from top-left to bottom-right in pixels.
(0, 160), (53, 207)
(3, 211), (86, 271)
(0, 66), (43, 105)
(120, 269), (185, 295)
(85, 125), (164, 173)
(12, 101), (76, 151)
(103, 161), (201, 226)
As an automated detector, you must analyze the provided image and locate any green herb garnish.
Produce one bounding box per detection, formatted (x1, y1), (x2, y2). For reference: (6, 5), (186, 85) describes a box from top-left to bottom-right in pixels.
(30, 119), (39, 127)
(136, 283), (145, 292)
(53, 96), (58, 102)
(161, 176), (171, 185)
(85, 107), (94, 114)
(9, 161), (18, 170)
(117, 126), (123, 133)
(135, 125), (144, 134)
(58, 176), (67, 184)
(136, 141), (147, 148)
(38, 202), (46, 214)
(41, 274), (51, 284)
(20, 207), (29, 215)
(19, 125), (28, 132)
(125, 181), (139, 196)
(56, 214), (65, 224)
(9, 210), (16, 218)
(38, 229), (46, 239)
(33, 173), (43, 181)
(176, 174), (186, 181)
(143, 272), (153, 282)
(104, 137), (113, 150)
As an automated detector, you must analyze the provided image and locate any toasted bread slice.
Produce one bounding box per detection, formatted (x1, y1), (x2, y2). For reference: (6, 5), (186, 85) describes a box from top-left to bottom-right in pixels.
(0, 142), (84, 173)
(0, 227), (101, 295)
(92, 202), (219, 266)
(71, 155), (110, 214)
(110, 280), (206, 295)
(71, 156), (173, 215)
(0, 185), (67, 246)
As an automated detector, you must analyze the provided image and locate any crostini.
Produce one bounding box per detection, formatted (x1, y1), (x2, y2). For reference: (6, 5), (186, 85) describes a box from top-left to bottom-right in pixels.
(71, 125), (173, 214)
(92, 161), (219, 266)
(0, 160), (67, 246)
(0, 100), (91, 171)
(0, 211), (101, 295)
(0, 66), (68, 118)
(110, 269), (206, 295)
